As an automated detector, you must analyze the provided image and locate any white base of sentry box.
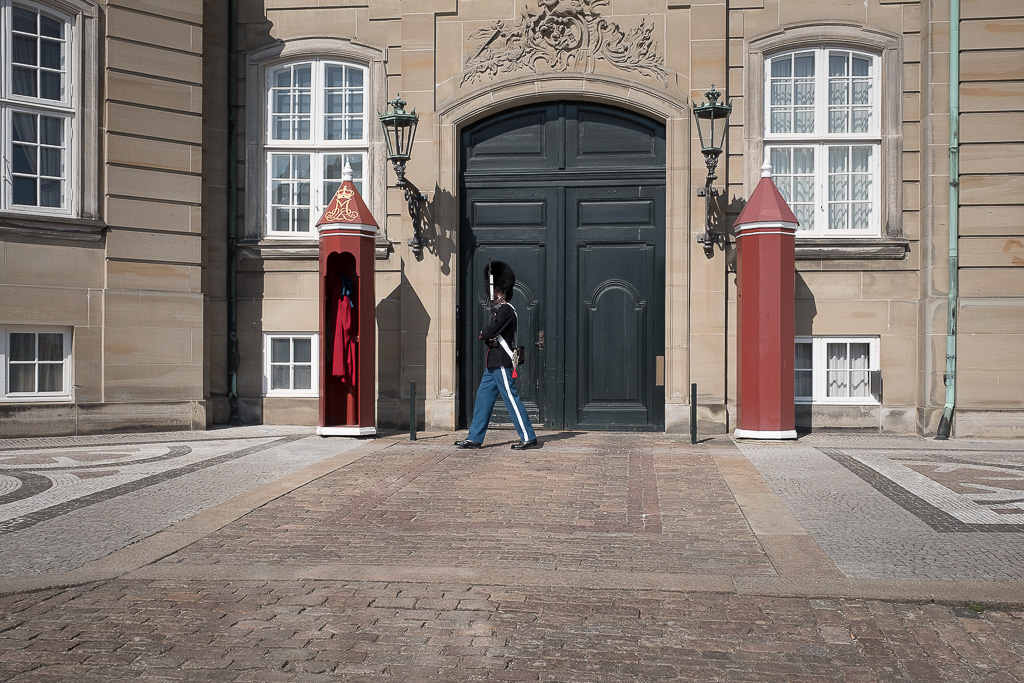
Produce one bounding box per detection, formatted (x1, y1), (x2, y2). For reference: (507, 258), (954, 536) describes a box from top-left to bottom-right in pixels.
(734, 428), (797, 440)
(316, 426), (376, 436)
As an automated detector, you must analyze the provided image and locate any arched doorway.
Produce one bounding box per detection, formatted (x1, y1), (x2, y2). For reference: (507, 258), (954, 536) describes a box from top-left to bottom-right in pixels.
(458, 102), (666, 431)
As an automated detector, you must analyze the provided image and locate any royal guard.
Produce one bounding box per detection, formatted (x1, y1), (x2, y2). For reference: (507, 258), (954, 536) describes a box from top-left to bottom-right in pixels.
(454, 261), (539, 450)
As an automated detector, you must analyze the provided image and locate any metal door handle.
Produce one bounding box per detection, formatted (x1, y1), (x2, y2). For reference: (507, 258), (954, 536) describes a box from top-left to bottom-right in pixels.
(536, 330), (545, 349)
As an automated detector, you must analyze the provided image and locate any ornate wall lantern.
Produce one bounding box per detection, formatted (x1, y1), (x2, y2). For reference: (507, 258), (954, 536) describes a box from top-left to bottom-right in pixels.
(379, 95), (427, 257)
(692, 85), (733, 257)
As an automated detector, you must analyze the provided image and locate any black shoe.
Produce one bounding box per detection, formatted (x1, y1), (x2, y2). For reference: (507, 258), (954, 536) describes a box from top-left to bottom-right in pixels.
(454, 439), (482, 449)
(511, 439), (539, 450)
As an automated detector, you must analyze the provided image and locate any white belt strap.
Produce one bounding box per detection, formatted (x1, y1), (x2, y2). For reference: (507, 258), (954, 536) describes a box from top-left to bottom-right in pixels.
(495, 302), (519, 371)
(496, 335), (519, 367)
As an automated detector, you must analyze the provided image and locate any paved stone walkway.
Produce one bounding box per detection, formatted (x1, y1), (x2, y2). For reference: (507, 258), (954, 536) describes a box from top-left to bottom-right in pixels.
(0, 428), (1022, 681)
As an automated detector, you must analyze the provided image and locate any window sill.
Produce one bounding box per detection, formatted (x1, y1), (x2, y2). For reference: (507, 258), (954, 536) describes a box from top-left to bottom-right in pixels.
(0, 214), (105, 242)
(0, 396), (74, 403)
(796, 400), (881, 406)
(240, 236), (392, 261)
(239, 239), (319, 260)
(794, 238), (909, 261)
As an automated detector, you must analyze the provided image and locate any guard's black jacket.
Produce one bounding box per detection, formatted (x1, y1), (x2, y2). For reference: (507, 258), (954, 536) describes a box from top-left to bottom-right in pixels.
(479, 301), (516, 369)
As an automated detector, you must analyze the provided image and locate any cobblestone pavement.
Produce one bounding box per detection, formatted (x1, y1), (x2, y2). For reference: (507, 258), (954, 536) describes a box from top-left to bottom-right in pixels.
(0, 428), (1022, 681)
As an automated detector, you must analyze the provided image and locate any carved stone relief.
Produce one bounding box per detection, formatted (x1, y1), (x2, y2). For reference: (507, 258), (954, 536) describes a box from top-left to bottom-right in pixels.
(461, 0), (668, 86)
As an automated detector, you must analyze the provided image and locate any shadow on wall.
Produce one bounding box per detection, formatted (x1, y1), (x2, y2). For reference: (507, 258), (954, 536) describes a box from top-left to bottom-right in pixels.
(235, 249), (268, 425)
(413, 182), (458, 277)
(377, 267), (430, 430)
(219, 19), (279, 426)
(375, 183), (455, 429)
(723, 193), (745, 435)
(795, 270), (818, 433)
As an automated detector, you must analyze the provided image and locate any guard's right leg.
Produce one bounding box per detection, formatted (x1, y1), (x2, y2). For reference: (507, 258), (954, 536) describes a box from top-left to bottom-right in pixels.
(462, 369), (499, 446)
(494, 366), (537, 446)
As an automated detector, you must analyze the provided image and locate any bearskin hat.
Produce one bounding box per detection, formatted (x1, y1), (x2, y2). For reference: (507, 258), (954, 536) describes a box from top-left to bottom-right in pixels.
(484, 260), (515, 302)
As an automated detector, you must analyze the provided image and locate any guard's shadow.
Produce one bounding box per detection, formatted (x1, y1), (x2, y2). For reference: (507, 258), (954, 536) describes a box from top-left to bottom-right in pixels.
(534, 431), (585, 444)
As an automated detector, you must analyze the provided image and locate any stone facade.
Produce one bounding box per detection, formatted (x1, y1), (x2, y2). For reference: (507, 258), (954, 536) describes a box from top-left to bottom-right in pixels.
(0, 0), (205, 436)
(1, 0), (1021, 438)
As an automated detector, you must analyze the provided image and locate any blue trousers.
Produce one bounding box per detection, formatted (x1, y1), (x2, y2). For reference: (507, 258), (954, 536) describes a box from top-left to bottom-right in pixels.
(467, 366), (536, 444)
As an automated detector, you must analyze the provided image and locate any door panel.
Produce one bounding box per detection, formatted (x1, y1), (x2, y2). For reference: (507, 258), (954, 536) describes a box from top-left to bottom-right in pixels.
(462, 105), (561, 173)
(460, 187), (559, 428)
(585, 277), (645, 402)
(567, 186), (664, 430)
(566, 104), (666, 170)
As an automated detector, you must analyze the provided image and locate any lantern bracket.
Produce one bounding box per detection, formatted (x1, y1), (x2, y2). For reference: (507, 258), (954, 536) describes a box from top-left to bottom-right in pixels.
(692, 85), (732, 257)
(379, 95), (428, 258)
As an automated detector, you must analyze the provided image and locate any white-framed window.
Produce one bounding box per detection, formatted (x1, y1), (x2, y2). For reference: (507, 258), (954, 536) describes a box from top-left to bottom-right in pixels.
(1, 0), (74, 215)
(1, 326), (72, 400)
(765, 47), (881, 237)
(263, 333), (318, 397)
(264, 59), (366, 238)
(795, 336), (879, 405)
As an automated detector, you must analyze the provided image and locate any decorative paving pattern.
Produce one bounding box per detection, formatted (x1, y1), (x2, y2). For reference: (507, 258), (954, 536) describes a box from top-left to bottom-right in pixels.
(821, 447), (1024, 532)
(0, 436), (304, 534)
(737, 436), (1024, 581)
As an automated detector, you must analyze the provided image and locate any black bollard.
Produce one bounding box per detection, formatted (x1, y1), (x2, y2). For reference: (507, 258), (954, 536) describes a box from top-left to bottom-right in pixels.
(410, 380), (417, 441)
(690, 382), (697, 444)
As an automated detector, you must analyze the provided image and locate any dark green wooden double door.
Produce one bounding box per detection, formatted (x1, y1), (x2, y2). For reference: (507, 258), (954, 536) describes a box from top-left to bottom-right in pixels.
(459, 103), (666, 431)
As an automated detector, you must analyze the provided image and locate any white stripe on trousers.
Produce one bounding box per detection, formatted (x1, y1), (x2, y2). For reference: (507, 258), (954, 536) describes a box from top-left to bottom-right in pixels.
(498, 367), (530, 440)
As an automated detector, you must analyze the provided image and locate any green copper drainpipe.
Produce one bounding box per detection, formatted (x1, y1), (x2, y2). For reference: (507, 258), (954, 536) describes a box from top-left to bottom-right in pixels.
(937, 0), (960, 440)
(227, 0), (241, 423)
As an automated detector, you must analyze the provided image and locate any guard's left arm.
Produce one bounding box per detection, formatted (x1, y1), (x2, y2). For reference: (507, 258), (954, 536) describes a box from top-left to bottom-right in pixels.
(479, 304), (512, 344)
